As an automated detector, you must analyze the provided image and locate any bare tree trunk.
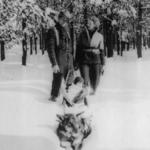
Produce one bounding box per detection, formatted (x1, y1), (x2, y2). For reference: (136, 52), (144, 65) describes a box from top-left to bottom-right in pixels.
(22, 18), (27, 66)
(132, 23), (136, 49)
(1, 41), (5, 61)
(148, 32), (150, 48)
(39, 29), (42, 50)
(30, 36), (33, 55)
(83, 0), (87, 26)
(136, 1), (142, 58)
(33, 32), (37, 54)
(41, 26), (45, 55)
(22, 35), (27, 65)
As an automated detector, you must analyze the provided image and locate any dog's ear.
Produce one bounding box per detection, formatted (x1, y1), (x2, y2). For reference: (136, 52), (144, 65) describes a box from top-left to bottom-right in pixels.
(56, 114), (64, 121)
(73, 76), (83, 85)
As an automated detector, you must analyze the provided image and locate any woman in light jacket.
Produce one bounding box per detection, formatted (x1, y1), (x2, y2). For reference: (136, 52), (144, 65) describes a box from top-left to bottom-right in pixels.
(76, 16), (105, 95)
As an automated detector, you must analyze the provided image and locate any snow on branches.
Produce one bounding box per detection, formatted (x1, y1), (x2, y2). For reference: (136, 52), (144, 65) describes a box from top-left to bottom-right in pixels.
(16, 0), (43, 36)
(0, 0), (138, 48)
(0, 0), (17, 41)
(90, 0), (137, 25)
(0, 0), (51, 48)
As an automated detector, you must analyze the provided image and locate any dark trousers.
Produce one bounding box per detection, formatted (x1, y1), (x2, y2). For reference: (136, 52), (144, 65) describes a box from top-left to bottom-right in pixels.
(51, 72), (62, 97)
(79, 64), (100, 92)
(51, 66), (74, 97)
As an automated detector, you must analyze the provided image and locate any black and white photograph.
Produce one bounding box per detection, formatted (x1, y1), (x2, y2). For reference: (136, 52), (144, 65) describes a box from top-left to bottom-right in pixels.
(0, 0), (150, 150)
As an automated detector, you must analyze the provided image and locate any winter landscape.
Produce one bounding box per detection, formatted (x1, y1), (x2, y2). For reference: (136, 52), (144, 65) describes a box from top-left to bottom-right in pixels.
(0, 46), (150, 150)
(1, 0), (150, 150)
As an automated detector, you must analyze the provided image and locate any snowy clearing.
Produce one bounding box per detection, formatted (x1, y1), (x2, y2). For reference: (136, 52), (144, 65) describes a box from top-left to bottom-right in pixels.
(1, 48), (150, 150)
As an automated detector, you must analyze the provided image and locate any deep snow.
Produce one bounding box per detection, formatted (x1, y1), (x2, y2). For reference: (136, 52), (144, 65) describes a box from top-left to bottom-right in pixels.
(1, 46), (150, 150)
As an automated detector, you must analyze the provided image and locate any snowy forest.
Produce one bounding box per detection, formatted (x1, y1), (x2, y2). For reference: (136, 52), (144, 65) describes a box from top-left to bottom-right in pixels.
(0, 0), (150, 63)
(1, 0), (150, 150)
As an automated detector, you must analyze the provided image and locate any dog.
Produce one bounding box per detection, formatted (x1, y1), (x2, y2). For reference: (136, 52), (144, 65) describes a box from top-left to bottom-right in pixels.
(62, 76), (88, 107)
(56, 113), (92, 150)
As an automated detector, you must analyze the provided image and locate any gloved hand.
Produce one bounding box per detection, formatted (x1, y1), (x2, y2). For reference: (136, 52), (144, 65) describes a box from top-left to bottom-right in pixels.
(73, 59), (79, 71)
(52, 65), (60, 73)
(74, 64), (79, 71)
(101, 65), (105, 75)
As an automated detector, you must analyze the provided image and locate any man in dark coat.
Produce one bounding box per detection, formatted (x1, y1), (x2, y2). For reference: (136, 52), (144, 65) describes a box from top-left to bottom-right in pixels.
(47, 12), (74, 102)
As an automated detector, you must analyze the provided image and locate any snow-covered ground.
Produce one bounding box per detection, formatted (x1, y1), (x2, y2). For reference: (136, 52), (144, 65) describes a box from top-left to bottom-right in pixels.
(1, 47), (150, 150)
